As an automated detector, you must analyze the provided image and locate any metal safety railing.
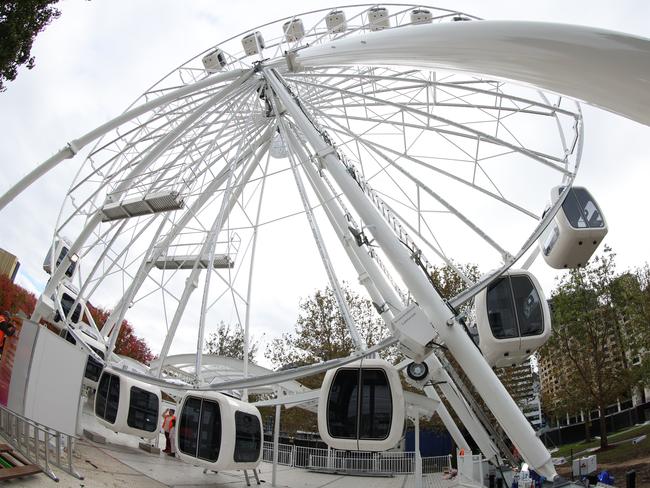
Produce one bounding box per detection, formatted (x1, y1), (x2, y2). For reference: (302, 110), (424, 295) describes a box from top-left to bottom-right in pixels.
(0, 404), (83, 482)
(262, 441), (452, 475)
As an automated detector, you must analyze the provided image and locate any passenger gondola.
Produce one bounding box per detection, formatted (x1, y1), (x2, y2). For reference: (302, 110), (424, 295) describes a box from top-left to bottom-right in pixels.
(94, 370), (161, 438)
(475, 270), (551, 368)
(368, 7), (390, 31)
(202, 48), (227, 72)
(176, 391), (262, 471)
(326, 10), (346, 33)
(540, 186), (608, 269)
(318, 358), (404, 451)
(283, 19), (305, 42)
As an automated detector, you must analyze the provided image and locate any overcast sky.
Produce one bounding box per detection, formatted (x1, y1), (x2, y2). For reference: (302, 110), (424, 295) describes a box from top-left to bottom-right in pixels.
(1, 1), (649, 366)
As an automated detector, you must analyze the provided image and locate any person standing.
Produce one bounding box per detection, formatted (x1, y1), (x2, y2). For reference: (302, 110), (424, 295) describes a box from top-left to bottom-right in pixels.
(168, 417), (177, 457)
(0, 312), (16, 359)
(162, 408), (175, 453)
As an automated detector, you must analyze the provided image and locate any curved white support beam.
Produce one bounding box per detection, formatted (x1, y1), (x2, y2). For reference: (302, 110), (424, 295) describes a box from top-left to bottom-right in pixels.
(292, 21), (650, 126)
(0, 69), (248, 212)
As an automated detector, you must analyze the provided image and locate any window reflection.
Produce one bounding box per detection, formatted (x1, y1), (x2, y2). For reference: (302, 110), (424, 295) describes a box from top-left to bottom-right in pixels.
(127, 386), (159, 432)
(95, 373), (119, 424)
(234, 411), (261, 462)
(561, 187), (604, 229)
(511, 276), (544, 336)
(359, 369), (392, 440)
(179, 397), (201, 457)
(327, 369), (358, 439)
(328, 368), (392, 441)
(486, 275), (545, 340)
(486, 277), (518, 339)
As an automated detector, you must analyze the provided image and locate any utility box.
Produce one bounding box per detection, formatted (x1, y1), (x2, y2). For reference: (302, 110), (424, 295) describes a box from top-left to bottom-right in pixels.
(572, 455), (597, 476)
(392, 303), (436, 361)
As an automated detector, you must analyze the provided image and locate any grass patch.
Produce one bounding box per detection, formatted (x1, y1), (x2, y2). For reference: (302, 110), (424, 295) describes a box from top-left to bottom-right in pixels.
(552, 424), (650, 461)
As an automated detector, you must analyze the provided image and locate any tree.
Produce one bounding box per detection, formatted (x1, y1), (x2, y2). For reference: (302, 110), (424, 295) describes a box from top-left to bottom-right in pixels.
(610, 266), (650, 389)
(0, 1), (61, 91)
(539, 247), (643, 449)
(0, 274), (37, 316)
(204, 321), (259, 361)
(0, 275), (155, 364)
(262, 284), (390, 433)
(86, 304), (154, 365)
(265, 284), (390, 381)
(430, 262), (481, 301)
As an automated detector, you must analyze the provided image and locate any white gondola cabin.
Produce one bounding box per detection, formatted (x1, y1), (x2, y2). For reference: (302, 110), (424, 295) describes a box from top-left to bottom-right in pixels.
(94, 370), (161, 439)
(241, 31), (265, 56)
(62, 328), (106, 390)
(283, 19), (305, 42)
(318, 359), (404, 451)
(43, 238), (77, 278)
(176, 392), (262, 471)
(326, 10), (347, 33)
(540, 186), (607, 269)
(475, 270), (551, 368)
(202, 48), (227, 72)
(368, 7), (390, 31)
(410, 9), (433, 24)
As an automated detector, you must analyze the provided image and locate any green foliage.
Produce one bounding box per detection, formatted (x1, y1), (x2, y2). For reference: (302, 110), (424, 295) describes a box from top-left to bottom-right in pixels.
(204, 321), (259, 361)
(266, 285), (389, 364)
(429, 262), (481, 299)
(265, 284), (390, 388)
(262, 284), (392, 434)
(0, 1), (61, 91)
(539, 247), (649, 448)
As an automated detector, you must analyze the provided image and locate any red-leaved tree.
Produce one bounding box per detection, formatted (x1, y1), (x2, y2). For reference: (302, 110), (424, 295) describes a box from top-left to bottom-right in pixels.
(86, 304), (154, 365)
(0, 275), (37, 316)
(0, 275), (153, 365)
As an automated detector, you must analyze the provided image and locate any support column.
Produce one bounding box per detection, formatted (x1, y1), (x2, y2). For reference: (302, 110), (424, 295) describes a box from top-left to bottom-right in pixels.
(272, 404), (281, 487)
(264, 67), (556, 479)
(415, 414), (422, 488)
(285, 123), (499, 464)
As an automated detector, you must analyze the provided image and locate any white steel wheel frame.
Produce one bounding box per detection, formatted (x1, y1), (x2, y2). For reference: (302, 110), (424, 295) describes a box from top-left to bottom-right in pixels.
(21, 4), (602, 479)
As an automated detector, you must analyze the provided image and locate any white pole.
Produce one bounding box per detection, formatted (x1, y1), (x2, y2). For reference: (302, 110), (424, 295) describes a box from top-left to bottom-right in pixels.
(423, 386), (470, 452)
(272, 404), (281, 487)
(415, 413), (422, 488)
(279, 118), (365, 350)
(264, 67), (556, 480)
(242, 149), (272, 401)
(285, 123), (498, 462)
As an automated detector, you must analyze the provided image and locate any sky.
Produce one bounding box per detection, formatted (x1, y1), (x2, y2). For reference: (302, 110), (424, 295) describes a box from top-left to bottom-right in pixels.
(0, 0), (649, 366)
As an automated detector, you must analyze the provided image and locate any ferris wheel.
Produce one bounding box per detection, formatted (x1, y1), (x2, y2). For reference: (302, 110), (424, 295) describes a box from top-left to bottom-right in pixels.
(3, 2), (648, 482)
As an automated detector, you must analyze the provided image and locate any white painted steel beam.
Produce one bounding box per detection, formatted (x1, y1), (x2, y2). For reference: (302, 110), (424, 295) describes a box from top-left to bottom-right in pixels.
(291, 21), (650, 126)
(100, 124), (274, 344)
(264, 66), (557, 479)
(283, 123), (497, 464)
(0, 69), (249, 212)
(33, 71), (257, 321)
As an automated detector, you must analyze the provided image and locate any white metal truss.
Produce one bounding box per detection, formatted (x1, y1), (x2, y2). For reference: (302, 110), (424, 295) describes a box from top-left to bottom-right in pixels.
(4, 4), (648, 482)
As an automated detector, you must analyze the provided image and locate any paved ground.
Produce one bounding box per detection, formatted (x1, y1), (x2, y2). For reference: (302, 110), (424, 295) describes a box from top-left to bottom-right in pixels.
(0, 396), (456, 487)
(0, 434), (452, 488)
